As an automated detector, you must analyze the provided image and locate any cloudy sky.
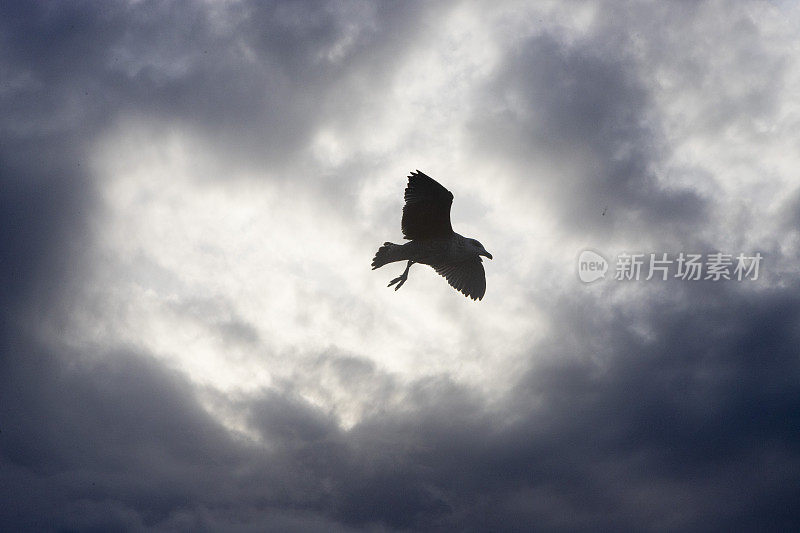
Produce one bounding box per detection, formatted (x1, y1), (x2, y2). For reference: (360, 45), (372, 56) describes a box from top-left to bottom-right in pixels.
(2, 0), (800, 530)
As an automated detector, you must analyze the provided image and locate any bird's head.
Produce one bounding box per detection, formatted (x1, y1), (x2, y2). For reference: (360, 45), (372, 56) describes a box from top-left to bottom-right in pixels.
(467, 238), (492, 260)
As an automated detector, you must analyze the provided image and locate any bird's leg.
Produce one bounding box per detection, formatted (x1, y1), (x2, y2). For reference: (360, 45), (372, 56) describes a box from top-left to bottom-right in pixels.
(388, 260), (414, 290)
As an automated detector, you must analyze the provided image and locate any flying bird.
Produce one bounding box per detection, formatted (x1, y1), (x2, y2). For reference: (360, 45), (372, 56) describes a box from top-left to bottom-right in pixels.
(372, 170), (492, 300)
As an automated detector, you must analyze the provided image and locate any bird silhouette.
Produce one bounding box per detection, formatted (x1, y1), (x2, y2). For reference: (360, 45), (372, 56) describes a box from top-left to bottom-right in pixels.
(372, 170), (492, 300)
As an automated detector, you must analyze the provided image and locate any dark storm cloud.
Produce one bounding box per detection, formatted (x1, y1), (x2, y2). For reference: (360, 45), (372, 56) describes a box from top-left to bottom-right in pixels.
(506, 284), (800, 530)
(319, 283), (800, 531)
(3, 1), (800, 532)
(0, 137), (88, 320)
(3, 282), (799, 531)
(0, 333), (366, 532)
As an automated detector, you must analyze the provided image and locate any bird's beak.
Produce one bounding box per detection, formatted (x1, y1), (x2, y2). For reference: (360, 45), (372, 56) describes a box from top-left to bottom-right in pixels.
(482, 251), (493, 260)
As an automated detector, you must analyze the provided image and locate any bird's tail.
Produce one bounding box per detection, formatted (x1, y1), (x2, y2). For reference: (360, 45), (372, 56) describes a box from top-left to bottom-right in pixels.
(371, 242), (404, 269)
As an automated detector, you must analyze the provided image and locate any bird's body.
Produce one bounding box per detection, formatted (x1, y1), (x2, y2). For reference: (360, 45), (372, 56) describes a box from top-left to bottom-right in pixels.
(372, 171), (492, 300)
(374, 233), (476, 266)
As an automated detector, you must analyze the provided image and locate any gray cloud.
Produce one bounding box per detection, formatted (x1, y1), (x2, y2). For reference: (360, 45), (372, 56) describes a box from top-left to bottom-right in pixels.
(470, 30), (706, 241)
(4, 281), (799, 531)
(2, 0), (800, 531)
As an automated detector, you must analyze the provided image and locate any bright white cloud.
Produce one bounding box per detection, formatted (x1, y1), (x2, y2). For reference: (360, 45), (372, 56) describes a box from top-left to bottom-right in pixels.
(77, 113), (548, 428)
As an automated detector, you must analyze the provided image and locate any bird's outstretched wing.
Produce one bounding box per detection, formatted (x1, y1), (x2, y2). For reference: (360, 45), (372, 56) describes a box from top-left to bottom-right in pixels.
(401, 170), (454, 240)
(432, 258), (486, 300)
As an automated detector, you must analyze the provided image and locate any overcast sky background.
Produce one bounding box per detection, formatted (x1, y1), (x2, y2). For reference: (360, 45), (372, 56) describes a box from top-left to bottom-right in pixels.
(2, 1), (800, 531)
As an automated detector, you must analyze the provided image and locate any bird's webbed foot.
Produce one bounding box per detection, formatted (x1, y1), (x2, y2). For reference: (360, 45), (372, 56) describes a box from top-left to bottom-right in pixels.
(388, 260), (414, 290)
(387, 274), (407, 290)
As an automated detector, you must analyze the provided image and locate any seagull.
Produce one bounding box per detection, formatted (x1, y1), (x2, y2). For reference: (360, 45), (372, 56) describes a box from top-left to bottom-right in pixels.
(371, 170), (492, 300)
